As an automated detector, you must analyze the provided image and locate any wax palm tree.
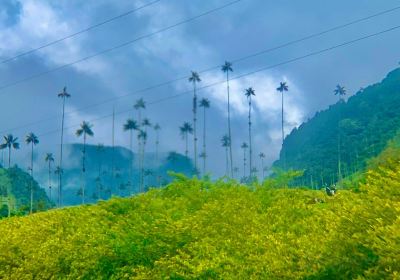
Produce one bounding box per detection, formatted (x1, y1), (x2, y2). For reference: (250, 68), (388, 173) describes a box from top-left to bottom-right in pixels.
(222, 61), (234, 177)
(76, 121), (94, 204)
(45, 153), (55, 201)
(123, 119), (138, 194)
(334, 84), (346, 182)
(154, 123), (161, 163)
(0, 134), (20, 168)
(221, 134), (230, 176)
(141, 118), (152, 192)
(259, 152), (266, 180)
(241, 142), (248, 178)
(245, 87), (255, 176)
(58, 86), (71, 207)
(276, 82), (289, 169)
(188, 71), (201, 174)
(26, 132), (39, 214)
(134, 98), (146, 169)
(199, 98), (210, 176)
(180, 122), (193, 157)
(138, 130), (147, 193)
(54, 166), (62, 203)
(233, 166), (239, 180)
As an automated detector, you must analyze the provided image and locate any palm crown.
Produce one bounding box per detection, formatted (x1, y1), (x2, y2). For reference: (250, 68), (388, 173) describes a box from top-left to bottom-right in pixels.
(142, 118), (152, 127)
(221, 61), (233, 73)
(76, 121), (94, 137)
(134, 98), (146, 110)
(138, 130), (147, 141)
(45, 153), (55, 162)
(154, 123), (161, 131)
(1, 134), (19, 150)
(241, 142), (248, 149)
(245, 87), (256, 99)
(334, 84), (346, 97)
(259, 152), (266, 159)
(199, 98), (210, 108)
(180, 122), (193, 137)
(25, 132), (39, 146)
(221, 135), (231, 147)
(188, 71), (201, 83)
(277, 82), (289, 93)
(123, 119), (138, 131)
(58, 86), (71, 99)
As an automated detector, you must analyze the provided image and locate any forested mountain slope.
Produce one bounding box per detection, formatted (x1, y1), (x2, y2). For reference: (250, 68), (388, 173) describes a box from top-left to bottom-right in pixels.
(274, 67), (400, 186)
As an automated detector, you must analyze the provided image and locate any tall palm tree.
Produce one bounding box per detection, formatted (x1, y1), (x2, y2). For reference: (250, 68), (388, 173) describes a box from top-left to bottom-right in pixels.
(141, 118), (152, 192)
(222, 61), (234, 177)
(276, 82), (289, 169)
(0, 134), (20, 168)
(123, 119), (138, 195)
(54, 166), (62, 203)
(138, 129), (147, 193)
(58, 86), (71, 207)
(334, 84), (346, 182)
(76, 121), (94, 204)
(26, 133), (39, 214)
(245, 87), (255, 177)
(188, 71), (201, 174)
(154, 123), (161, 163)
(221, 134), (230, 176)
(241, 142), (248, 178)
(199, 98), (210, 176)
(45, 153), (55, 202)
(180, 122), (193, 157)
(259, 152), (266, 180)
(134, 98), (146, 170)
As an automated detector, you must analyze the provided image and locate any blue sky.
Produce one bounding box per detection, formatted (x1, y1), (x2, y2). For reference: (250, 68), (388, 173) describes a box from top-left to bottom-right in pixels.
(0, 0), (399, 177)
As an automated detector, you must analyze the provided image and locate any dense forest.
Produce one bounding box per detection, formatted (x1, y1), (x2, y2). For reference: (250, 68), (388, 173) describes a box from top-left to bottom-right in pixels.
(274, 68), (400, 186)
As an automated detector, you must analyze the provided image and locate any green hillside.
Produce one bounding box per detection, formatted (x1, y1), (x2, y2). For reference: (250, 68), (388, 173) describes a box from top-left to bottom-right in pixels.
(274, 68), (400, 186)
(0, 167), (52, 217)
(0, 148), (399, 278)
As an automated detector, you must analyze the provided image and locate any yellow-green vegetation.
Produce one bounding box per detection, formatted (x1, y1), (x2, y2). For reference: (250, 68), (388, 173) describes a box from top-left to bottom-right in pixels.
(0, 162), (399, 279)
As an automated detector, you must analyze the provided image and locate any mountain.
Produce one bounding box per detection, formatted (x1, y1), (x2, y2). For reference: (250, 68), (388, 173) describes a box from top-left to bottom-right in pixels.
(0, 167), (52, 217)
(274, 67), (400, 186)
(35, 144), (196, 206)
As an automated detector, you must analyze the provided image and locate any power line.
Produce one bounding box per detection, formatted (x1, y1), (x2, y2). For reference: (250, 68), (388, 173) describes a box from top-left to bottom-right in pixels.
(0, 0), (162, 64)
(0, 0), (243, 92)
(1, 4), (398, 135)
(36, 23), (400, 138)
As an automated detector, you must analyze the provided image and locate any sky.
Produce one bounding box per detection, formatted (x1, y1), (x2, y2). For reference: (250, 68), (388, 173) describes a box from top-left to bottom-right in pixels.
(0, 0), (400, 178)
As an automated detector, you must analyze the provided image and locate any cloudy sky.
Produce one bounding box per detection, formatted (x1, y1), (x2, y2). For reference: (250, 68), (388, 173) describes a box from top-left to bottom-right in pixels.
(0, 0), (399, 177)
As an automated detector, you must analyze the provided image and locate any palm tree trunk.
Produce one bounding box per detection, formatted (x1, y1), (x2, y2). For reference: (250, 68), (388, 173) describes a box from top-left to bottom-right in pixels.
(338, 101), (342, 182)
(227, 72), (234, 178)
(8, 147), (11, 168)
(185, 134), (188, 157)
(193, 83), (198, 174)
(261, 158), (264, 180)
(281, 92), (286, 170)
(111, 107), (115, 193)
(82, 133), (86, 204)
(243, 149), (246, 178)
(248, 97), (253, 177)
(30, 143), (33, 214)
(48, 161), (52, 201)
(140, 140), (146, 193)
(129, 130), (133, 195)
(203, 107), (206, 176)
(59, 97), (66, 207)
(225, 147), (229, 176)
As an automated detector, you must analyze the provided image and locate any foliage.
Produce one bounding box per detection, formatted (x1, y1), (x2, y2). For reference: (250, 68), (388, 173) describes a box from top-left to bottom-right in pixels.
(0, 151), (399, 278)
(275, 68), (400, 185)
(0, 167), (52, 218)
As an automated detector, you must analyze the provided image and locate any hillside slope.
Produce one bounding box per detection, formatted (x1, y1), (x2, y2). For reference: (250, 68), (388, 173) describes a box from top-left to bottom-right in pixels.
(0, 160), (399, 278)
(274, 68), (400, 186)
